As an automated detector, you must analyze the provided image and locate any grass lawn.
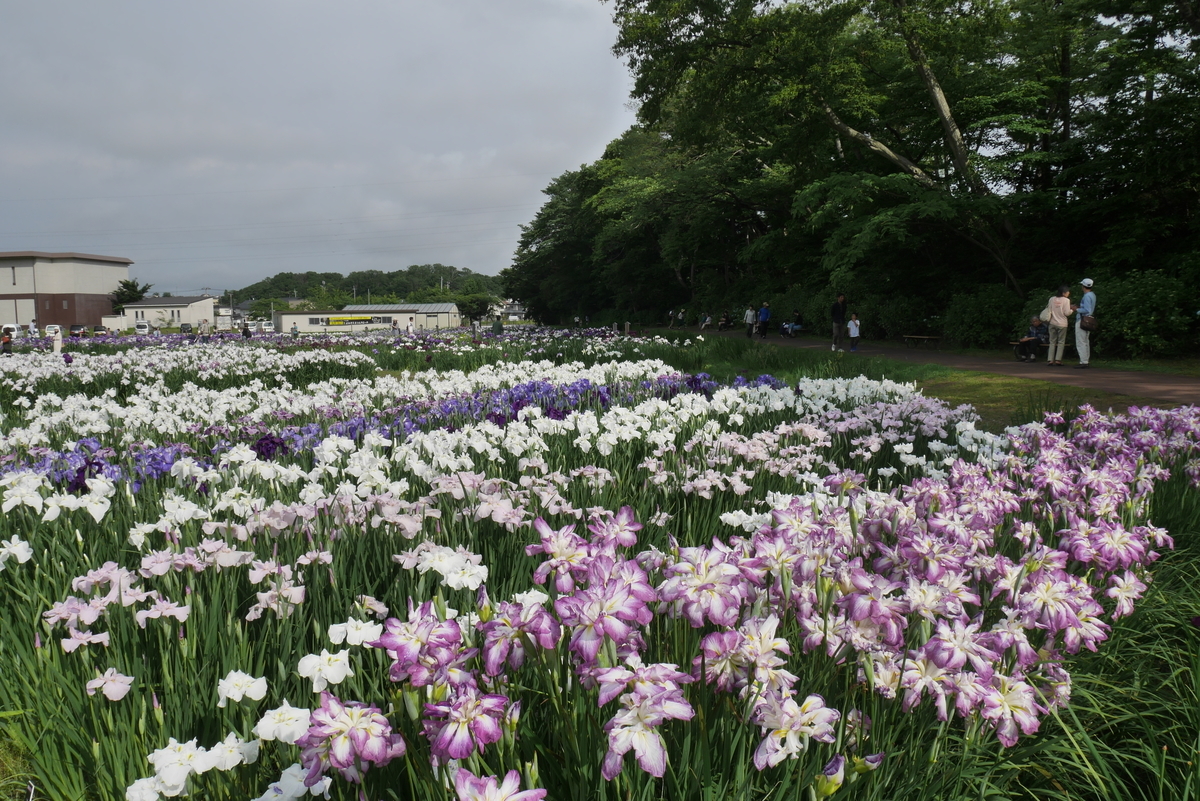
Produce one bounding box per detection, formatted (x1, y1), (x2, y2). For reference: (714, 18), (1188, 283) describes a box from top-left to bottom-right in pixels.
(913, 373), (1164, 432)
(643, 333), (1169, 433)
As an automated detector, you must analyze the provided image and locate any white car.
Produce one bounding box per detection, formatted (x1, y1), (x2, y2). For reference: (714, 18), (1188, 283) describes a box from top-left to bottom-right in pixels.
(134, 322), (150, 336)
(261, 322), (275, 333)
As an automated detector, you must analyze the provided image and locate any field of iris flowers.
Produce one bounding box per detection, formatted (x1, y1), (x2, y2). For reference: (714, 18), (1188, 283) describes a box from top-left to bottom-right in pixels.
(0, 328), (1198, 801)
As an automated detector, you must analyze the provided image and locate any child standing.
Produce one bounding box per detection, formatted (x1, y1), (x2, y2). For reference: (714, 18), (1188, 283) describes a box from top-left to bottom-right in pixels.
(847, 313), (861, 352)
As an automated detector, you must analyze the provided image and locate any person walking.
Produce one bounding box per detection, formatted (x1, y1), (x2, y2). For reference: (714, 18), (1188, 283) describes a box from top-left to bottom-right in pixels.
(52, 327), (62, 354)
(1075, 278), (1097, 368)
(406, 316), (416, 334)
(830, 294), (847, 351)
(757, 303), (771, 338)
(1046, 285), (1073, 366)
(847, 313), (861, 352)
(743, 305), (756, 338)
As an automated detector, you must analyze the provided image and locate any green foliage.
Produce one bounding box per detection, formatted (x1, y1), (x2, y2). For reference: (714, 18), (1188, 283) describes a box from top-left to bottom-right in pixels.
(499, 0), (1200, 356)
(455, 293), (496, 322)
(247, 298), (292, 318)
(233, 265), (503, 307)
(940, 284), (1024, 347)
(1096, 270), (1196, 357)
(0, 738), (34, 801)
(110, 279), (153, 315)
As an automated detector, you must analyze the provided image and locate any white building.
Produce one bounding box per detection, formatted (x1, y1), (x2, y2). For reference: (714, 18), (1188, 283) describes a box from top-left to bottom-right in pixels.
(274, 303), (461, 333)
(119, 296), (216, 330)
(0, 251), (132, 328)
(341, 303), (461, 330)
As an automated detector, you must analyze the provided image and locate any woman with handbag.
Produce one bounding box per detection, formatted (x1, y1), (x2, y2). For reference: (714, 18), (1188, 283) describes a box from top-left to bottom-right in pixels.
(1045, 285), (1074, 366)
(1074, 278), (1097, 368)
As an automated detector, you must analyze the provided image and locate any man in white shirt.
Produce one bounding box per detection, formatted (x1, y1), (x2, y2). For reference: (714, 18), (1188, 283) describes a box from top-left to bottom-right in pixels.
(743, 306), (756, 338)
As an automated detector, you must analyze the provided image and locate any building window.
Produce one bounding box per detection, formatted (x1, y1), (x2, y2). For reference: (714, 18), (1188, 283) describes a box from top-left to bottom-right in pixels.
(45, 301), (50, 310)
(63, 301), (69, 309)
(309, 318), (321, 325)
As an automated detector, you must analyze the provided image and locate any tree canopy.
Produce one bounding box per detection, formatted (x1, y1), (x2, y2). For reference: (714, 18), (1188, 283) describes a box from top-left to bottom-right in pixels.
(502, 0), (1200, 353)
(233, 264), (503, 306)
(110, 279), (153, 314)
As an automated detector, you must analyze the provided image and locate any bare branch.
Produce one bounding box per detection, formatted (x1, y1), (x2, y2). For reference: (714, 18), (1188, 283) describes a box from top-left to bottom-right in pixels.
(815, 103), (939, 189)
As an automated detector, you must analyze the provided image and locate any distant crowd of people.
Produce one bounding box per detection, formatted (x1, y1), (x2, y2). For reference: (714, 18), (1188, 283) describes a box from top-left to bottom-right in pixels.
(667, 297), (862, 352)
(664, 277), (1097, 364)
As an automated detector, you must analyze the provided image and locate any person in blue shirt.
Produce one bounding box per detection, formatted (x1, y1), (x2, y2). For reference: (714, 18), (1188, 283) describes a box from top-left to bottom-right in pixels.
(1074, 278), (1096, 368)
(757, 302), (771, 338)
(1016, 316), (1049, 362)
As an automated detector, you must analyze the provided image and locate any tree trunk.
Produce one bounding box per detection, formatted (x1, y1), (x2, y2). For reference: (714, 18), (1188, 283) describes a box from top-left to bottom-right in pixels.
(815, 103), (939, 189)
(890, 0), (988, 195)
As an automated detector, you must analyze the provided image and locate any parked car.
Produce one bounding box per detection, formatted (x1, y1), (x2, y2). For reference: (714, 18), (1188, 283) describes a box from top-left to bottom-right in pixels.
(92, 325), (109, 336)
(134, 322), (150, 336)
(44, 324), (62, 337)
(179, 323), (194, 334)
(69, 324), (89, 337)
(261, 322), (275, 333)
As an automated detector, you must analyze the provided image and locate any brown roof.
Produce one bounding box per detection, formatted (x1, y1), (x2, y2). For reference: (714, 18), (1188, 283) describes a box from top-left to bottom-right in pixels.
(0, 251), (133, 264)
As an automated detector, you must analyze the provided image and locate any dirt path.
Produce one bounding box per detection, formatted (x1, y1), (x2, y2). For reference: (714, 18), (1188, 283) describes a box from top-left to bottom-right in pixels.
(705, 329), (1200, 406)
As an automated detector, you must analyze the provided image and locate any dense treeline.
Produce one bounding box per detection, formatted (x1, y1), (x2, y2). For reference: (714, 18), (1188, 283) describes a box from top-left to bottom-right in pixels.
(502, 0), (1200, 355)
(234, 264), (503, 310)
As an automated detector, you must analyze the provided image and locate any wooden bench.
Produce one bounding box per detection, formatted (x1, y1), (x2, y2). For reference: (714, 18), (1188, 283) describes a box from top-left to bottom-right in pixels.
(1009, 341), (1073, 360)
(903, 335), (941, 348)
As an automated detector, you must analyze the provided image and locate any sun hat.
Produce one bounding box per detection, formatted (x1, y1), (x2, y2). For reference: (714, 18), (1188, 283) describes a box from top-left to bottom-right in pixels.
(1080, 278), (1094, 287)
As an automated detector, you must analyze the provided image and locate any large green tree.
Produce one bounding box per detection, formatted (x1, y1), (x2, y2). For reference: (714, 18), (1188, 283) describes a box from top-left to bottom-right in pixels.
(110, 279), (153, 314)
(502, 0), (1198, 348)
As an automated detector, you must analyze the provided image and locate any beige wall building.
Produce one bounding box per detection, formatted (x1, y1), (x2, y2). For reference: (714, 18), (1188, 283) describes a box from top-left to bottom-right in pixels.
(120, 296), (216, 330)
(274, 303), (461, 333)
(341, 303), (462, 330)
(0, 251), (132, 328)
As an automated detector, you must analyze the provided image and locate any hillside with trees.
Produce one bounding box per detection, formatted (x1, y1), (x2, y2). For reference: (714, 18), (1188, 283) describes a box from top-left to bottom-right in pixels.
(502, 0), (1200, 355)
(233, 263), (503, 320)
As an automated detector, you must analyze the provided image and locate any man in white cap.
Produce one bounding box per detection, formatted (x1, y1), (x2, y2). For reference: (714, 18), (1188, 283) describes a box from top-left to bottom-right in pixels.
(1075, 278), (1096, 368)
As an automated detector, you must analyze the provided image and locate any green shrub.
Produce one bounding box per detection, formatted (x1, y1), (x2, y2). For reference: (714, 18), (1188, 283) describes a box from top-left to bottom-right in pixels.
(1096, 269), (1195, 357)
(940, 284), (1023, 348)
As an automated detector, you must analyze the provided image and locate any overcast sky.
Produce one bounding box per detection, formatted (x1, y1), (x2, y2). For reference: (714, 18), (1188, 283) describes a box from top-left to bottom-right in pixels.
(0, 1), (636, 293)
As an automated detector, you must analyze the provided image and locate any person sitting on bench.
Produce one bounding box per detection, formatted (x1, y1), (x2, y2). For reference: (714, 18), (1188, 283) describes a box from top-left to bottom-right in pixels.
(1017, 316), (1049, 362)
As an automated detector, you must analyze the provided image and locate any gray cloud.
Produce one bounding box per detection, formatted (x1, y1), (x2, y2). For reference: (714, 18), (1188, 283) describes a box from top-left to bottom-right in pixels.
(0, 0), (636, 291)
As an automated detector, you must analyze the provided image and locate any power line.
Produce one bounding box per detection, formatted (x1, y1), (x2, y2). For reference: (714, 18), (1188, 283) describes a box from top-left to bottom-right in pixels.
(0, 173), (551, 203)
(143, 237), (518, 265)
(0, 202), (541, 238)
(58, 221), (520, 253)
